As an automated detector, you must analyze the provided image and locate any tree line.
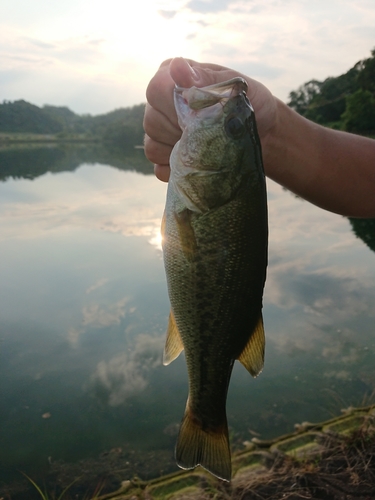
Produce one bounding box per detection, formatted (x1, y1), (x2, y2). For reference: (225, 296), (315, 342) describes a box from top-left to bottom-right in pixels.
(1, 48), (374, 146)
(288, 48), (375, 134)
(0, 100), (145, 148)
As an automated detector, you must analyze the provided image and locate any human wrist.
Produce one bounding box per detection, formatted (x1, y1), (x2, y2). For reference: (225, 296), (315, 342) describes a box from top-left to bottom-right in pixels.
(260, 97), (289, 180)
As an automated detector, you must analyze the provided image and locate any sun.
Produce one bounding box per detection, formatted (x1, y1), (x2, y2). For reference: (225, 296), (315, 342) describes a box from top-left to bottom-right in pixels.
(101, 1), (199, 67)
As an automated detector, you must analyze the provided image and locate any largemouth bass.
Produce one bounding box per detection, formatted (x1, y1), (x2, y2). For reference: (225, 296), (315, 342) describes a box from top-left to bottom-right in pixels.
(161, 77), (268, 481)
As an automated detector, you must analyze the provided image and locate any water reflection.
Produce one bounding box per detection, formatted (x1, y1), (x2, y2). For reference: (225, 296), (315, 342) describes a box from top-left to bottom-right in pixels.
(87, 333), (164, 406)
(0, 142), (152, 180)
(0, 145), (374, 496)
(349, 217), (375, 252)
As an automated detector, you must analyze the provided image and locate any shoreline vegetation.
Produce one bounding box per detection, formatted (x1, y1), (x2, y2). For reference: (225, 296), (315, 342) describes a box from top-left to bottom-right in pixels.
(3, 404), (374, 499)
(0, 132), (98, 144)
(99, 404), (375, 500)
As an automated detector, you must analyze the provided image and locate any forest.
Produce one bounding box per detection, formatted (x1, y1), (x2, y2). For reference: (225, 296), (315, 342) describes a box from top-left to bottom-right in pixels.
(0, 48), (374, 147)
(0, 100), (145, 148)
(288, 48), (375, 134)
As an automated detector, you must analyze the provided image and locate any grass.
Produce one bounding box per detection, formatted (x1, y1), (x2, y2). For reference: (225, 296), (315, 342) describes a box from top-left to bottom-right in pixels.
(20, 472), (105, 500)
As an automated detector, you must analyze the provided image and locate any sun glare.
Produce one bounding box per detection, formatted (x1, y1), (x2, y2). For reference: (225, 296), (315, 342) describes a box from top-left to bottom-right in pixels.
(149, 228), (163, 252)
(101, 2), (199, 66)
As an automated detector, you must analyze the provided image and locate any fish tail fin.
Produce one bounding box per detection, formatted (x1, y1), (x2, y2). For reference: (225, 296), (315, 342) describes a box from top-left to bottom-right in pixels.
(175, 405), (231, 481)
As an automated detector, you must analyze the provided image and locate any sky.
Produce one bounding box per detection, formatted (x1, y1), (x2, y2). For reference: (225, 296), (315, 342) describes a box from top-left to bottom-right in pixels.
(0, 0), (374, 115)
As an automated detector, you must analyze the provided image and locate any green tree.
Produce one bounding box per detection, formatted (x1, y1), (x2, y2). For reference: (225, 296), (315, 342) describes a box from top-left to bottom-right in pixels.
(357, 48), (375, 94)
(288, 80), (322, 115)
(0, 100), (63, 133)
(341, 89), (375, 133)
(287, 48), (375, 128)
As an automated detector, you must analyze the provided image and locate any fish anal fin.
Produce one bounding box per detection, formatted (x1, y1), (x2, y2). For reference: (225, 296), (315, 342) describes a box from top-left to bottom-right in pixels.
(174, 208), (197, 262)
(238, 314), (265, 377)
(163, 311), (184, 366)
(175, 405), (231, 482)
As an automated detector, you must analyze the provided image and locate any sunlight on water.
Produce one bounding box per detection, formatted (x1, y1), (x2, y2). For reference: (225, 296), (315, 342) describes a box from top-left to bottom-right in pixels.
(149, 228), (163, 252)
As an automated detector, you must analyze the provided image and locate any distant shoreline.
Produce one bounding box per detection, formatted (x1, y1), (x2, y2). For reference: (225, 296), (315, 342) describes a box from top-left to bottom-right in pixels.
(0, 132), (98, 144)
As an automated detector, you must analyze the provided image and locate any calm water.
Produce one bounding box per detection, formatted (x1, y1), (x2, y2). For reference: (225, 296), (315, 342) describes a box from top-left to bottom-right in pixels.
(0, 144), (374, 495)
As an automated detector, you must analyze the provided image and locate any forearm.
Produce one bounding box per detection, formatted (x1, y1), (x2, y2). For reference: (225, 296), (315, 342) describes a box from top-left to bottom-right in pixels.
(262, 98), (375, 217)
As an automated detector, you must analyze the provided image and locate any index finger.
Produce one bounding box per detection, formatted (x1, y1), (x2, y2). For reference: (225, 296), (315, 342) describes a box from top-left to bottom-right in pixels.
(146, 60), (179, 130)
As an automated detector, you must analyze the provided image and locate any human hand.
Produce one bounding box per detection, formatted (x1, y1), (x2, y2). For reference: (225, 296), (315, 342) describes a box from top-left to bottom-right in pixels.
(143, 57), (277, 182)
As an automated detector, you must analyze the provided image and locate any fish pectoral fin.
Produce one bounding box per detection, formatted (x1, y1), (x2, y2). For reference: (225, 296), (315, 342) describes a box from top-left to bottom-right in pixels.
(175, 405), (231, 482)
(174, 208), (197, 262)
(163, 310), (184, 366)
(238, 313), (265, 377)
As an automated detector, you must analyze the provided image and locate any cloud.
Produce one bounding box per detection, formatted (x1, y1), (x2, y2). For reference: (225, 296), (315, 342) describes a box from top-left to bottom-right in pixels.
(186, 0), (235, 13)
(68, 327), (85, 346)
(1, 0), (375, 112)
(1, 32), (105, 70)
(82, 297), (130, 329)
(21, 37), (55, 49)
(158, 9), (177, 19)
(262, 179), (375, 358)
(86, 278), (109, 295)
(0, 166), (166, 242)
(86, 333), (164, 406)
(67, 296), (132, 347)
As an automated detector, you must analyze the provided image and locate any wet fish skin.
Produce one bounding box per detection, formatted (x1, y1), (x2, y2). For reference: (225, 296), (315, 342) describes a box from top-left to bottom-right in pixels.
(162, 78), (268, 481)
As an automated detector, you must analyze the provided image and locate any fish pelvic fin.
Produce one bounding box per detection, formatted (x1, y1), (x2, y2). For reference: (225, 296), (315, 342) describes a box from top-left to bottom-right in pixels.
(163, 311), (184, 366)
(238, 313), (265, 377)
(175, 405), (231, 482)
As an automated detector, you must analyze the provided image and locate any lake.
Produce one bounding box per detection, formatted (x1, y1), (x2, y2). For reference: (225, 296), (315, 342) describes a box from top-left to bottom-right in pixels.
(0, 144), (374, 497)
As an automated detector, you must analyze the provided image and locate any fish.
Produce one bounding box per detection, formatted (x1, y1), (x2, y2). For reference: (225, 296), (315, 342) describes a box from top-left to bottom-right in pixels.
(161, 77), (268, 481)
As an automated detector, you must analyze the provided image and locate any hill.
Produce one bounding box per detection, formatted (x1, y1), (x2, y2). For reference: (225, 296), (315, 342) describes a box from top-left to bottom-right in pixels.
(0, 100), (63, 134)
(288, 48), (375, 134)
(0, 100), (145, 147)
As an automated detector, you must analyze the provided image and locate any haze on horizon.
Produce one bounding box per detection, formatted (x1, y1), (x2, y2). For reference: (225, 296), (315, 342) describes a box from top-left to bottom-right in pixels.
(1, 0), (374, 115)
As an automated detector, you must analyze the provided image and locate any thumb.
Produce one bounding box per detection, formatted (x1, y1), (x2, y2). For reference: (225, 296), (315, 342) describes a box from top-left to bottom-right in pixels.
(169, 57), (204, 88)
(169, 57), (243, 90)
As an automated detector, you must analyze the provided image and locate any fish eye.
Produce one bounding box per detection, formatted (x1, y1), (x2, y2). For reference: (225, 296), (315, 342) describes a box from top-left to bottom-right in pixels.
(225, 116), (245, 139)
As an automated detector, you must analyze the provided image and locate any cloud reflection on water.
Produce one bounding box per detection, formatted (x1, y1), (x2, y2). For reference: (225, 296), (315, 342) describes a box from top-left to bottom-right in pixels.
(265, 180), (375, 343)
(68, 296), (132, 347)
(87, 334), (164, 406)
(0, 164), (167, 245)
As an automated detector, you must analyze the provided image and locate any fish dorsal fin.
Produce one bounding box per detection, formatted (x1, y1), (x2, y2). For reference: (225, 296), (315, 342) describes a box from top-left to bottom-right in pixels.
(163, 311), (184, 366)
(238, 314), (265, 377)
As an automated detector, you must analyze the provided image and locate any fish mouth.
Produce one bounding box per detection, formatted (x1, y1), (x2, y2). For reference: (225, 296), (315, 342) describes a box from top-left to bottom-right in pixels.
(174, 77), (248, 130)
(175, 77), (248, 110)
